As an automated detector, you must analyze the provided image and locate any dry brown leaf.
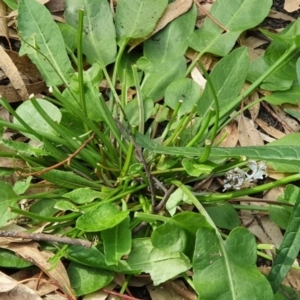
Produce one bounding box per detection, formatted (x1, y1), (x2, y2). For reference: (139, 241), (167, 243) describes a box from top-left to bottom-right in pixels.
(269, 9), (296, 21)
(238, 115), (264, 146)
(1, 242), (76, 300)
(0, 271), (43, 300)
(191, 66), (206, 90)
(214, 121), (239, 147)
(128, 0), (193, 50)
(271, 104), (300, 133)
(255, 118), (285, 140)
(0, 1), (10, 48)
(0, 81), (46, 102)
(284, 0), (300, 12)
(0, 47), (29, 100)
(46, 0), (65, 13)
(244, 91), (260, 120)
(147, 280), (195, 300)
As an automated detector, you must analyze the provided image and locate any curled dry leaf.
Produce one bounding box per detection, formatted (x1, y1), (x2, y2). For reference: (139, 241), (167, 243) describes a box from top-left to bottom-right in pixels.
(0, 242), (76, 300)
(191, 66), (206, 90)
(0, 271), (43, 299)
(214, 121), (239, 147)
(128, 0), (193, 50)
(238, 115), (264, 146)
(268, 9), (296, 22)
(255, 118), (285, 140)
(0, 47), (29, 100)
(244, 90), (260, 120)
(284, 0), (300, 13)
(0, 1), (10, 48)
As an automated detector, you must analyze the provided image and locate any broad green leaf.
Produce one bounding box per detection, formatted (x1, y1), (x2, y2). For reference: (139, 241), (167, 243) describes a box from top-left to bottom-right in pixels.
(102, 217), (131, 265)
(144, 5), (197, 63)
(0, 139), (47, 156)
(13, 176), (32, 195)
(268, 185), (300, 293)
(264, 81), (300, 105)
(139, 57), (186, 101)
(267, 133), (300, 172)
(248, 20), (300, 91)
(115, 0), (168, 44)
(40, 170), (101, 189)
(76, 202), (129, 232)
(0, 249), (32, 268)
(55, 200), (79, 212)
(166, 188), (191, 216)
(188, 0), (272, 56)
(63, 187), (105, 204)
(165, 78), (201, 118)
(30, 198), (59, 218)
(205, 203), (240, 230)
(182, 159), (215, 177)
(151, 223), (189, 252)
(67, 262), (114, 296)
(3, 0), (17, 10)
(126, 238), (191, 285)
(151, 211), (210, 255)
(58, 23), (77, 52)
(197, 47), (249, 118)
(124, 97), (154, 127)
(62, 63), (104, 122)
(65, 0), (116, 66)
(18, 0), (73, 86)
(0, 181), (17, 227)
(193, 227), (273, 299)
(13, 99), (62, 141)
(66, 245), (140, 274)
(136, 133), (300, 164)
(285, 108), (300, 120)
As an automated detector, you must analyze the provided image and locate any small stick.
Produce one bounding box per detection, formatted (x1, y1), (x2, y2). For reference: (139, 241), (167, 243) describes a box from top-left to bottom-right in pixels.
(22, 133), (95, 177)
(193, 0), (228, 32)
(0, 231), (93, 248)
(155, 185), (176, 212)
(101, 289), (142, 300)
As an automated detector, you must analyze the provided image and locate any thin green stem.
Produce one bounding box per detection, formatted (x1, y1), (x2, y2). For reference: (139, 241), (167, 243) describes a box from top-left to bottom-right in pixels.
(77, 9), (87, 117)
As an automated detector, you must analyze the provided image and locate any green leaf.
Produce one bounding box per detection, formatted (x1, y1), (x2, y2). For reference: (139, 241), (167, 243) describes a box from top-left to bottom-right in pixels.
(267, 133), (300, 172)
(65, 0), (116, 66)
(205, 203), (240, 230)
(102, 217), (131, 265)
(115, 0), (168, 44)
(139, 57), (186, 101)
(13, 176), (32, 195)
(188, 0), (272, 56)
(166, 188), (191, 216)
(275, 285), (300, 299)
(182, 159), (215, 177)
(62, 188), (105, 204)
(29, 198), (59, 218)
(165, 78), (201, 118)
(126, 238), (191, 285)
(54, 200), (80, 212)
(136, 133), (300, 164)
(0, 139), (47, 156)
(18, 0), (73, 86)
(67, 262), (114, 297)
(268, 184), (300, 293)
(264, 81), (300, 105)
(193, 227), (273, 299)
(13, 99), (62, 141)
(0, 248), (32, 268)
(124, 97), (154, 127)
(66, 245), (140, 274)
(3, 0), (18, 10)
(144, 5), (197, 63)
(40, 170), (101, 189)
(76, 202), (129, 232)
(197, 47), (249, 118)
(58, 23), (77, 52)
(0, 181), (17, 227)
